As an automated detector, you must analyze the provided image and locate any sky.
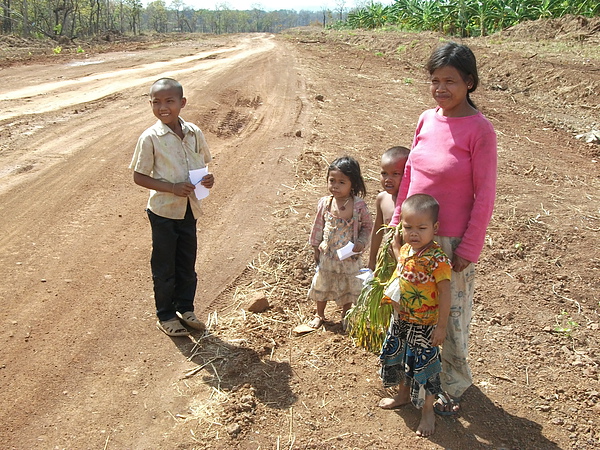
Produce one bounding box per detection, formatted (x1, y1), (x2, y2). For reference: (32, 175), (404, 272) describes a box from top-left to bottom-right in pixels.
(181, 1), (395, 12)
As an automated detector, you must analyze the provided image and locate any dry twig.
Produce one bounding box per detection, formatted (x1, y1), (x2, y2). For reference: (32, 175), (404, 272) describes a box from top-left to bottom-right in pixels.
(552, 284), (582, 314)
(181, 357), (220, 379)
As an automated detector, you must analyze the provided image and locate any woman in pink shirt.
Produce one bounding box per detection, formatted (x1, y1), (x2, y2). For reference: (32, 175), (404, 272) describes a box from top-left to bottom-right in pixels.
(382, 42), (497, 416)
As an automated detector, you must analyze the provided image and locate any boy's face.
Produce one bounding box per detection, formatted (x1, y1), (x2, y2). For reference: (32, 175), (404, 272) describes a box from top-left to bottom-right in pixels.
(401, 208), (438, 252)
(149, 86), (186, 128)
(380, 156), (406, 196)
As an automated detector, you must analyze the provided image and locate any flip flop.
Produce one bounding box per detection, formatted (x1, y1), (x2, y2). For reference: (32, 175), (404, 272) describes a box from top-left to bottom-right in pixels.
(434, 392), (460, 416)
(177, 311), (206, 331)
(292, 323), (317, 335)
(307, 315), (324, 330)
(293, 316), (325, 335)
(157, 318), (190, 337)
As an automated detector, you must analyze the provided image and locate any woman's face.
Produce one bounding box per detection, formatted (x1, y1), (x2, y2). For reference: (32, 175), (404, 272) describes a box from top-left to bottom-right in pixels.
(429, 65), (473, 117)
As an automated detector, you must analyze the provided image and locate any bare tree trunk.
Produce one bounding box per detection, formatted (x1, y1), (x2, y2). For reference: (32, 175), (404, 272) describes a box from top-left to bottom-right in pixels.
(2, 0), (12, 33)
(22, 0), (29, 35)
(183, 17), (192, 32)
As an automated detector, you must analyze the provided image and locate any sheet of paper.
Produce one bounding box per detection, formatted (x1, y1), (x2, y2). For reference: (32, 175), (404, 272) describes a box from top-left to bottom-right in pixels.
(337, 241), (360, 260)
(383, 278), (401, 303)
(356, 268), (373, 283)
(189, 167), (209, 200)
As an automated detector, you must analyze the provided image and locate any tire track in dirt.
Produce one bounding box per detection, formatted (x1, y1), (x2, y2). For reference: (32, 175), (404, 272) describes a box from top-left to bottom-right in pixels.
(0, 35), (275, 121)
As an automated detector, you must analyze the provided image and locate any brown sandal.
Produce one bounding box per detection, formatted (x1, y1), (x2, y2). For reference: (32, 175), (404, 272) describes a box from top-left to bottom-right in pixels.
(177, 311), (205, 331)
(156, 318), (190, 337)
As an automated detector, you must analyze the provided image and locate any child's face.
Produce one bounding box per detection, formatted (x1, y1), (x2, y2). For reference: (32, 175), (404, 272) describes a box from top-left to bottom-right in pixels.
(430, 65), (473, 117)
(401, 208), (438, 252)
(149, 86), (186, 128)
(380, 156), (406, 196)
(327, 169), (352, 199)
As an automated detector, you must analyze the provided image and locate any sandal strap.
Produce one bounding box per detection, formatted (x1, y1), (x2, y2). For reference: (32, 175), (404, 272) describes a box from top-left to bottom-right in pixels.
(158, 319), (189, 336)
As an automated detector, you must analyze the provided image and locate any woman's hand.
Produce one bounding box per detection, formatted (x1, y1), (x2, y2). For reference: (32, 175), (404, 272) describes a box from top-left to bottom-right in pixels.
(452, 254), (472, 272)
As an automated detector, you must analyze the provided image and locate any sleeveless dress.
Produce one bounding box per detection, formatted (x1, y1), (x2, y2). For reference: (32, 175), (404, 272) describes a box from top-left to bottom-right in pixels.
(308, 197), (363, 307)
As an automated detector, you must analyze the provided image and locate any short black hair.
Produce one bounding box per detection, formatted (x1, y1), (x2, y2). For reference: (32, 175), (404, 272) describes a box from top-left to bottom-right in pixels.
(150, 78), (184, 98)
(402, 193), (440, 223)
(382, 146), (410, 163)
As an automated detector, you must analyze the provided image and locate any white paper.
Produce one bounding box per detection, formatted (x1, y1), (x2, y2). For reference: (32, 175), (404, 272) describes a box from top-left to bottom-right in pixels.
(189, 167), (209, 200)
(384, 277), (401, 303)
(337, 241), (360, 260)
(356, 268), (373, 283)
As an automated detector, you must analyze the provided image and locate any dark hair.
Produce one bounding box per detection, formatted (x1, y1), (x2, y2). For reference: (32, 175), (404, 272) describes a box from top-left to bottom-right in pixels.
(150, 78), (184, 98)
(425, 42), (479, 109)
(402, 193), (440, 223)
(327, 156), (367, 198)
(382, 146), (410, 162)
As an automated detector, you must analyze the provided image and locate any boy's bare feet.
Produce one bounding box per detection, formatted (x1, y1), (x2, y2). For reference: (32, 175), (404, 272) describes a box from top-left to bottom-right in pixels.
(416, 399), (436, 437)
(378, 387), (410, 409)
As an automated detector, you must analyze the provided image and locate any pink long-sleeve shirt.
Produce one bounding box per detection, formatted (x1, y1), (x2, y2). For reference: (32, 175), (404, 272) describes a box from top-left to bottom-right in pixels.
(391, 108), (497, 263)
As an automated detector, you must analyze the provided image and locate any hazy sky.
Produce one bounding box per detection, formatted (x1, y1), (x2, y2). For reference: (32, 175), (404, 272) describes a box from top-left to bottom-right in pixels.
(221, 0), (332, 10)
(181, 1), (394, 12)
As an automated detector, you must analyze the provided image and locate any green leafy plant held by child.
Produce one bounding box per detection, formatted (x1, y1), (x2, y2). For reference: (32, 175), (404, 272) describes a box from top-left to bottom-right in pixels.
(347, 226), (397, 352)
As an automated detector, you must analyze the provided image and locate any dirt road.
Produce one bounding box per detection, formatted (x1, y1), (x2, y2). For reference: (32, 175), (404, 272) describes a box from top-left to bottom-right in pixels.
(1, 23), (599, 449)
(0, 33), (310, 448)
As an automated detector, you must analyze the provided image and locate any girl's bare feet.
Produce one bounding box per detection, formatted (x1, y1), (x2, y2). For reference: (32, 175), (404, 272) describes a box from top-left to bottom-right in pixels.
(378, 386), (410, 409)
(416, 397), (436, 437)
(307, 315), (324, 329)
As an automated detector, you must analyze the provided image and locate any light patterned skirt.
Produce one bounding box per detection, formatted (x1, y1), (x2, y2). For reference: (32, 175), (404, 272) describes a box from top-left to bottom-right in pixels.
(308, 211), (362, 306)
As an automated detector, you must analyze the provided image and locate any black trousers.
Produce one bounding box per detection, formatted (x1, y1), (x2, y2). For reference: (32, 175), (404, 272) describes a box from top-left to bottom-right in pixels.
(147, 203), (197, 322)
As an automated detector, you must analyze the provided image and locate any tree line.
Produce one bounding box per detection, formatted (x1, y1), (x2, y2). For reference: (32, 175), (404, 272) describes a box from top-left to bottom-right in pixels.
(4, 0), (597, 41)
(0, 0), (328, 39)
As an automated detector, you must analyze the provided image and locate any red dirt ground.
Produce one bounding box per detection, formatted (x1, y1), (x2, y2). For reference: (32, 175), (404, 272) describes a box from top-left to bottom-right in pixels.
(0, 16), (599, 449)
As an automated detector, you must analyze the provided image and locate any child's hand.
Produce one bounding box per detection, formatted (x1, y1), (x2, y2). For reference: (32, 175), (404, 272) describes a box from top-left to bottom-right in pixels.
(200, 173), (215, 189)
(352, 242), (365, 253)
(391, 228), (402, 258)
(173, 181), (196, 197)
(313, 247), (320, 266)
(390, 301), (402, 315)
(431, 325), (447, 347)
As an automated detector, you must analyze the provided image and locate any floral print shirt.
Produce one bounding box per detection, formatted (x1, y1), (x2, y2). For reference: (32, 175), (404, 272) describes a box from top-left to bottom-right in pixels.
(383, 241), (452, 326)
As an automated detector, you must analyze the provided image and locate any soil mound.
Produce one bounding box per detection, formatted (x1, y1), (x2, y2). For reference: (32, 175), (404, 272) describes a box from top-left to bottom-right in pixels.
(501, 15), (600, 41)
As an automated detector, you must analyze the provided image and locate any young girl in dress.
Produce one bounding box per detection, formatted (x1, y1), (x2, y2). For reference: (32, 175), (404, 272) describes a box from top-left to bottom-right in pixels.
(307, 156), (373, 330)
